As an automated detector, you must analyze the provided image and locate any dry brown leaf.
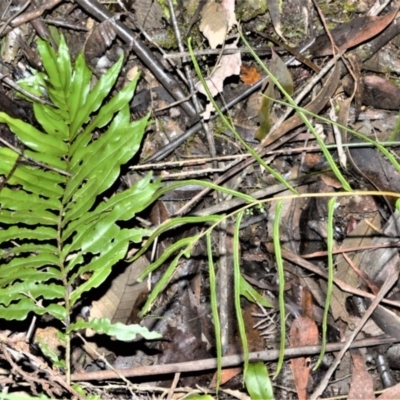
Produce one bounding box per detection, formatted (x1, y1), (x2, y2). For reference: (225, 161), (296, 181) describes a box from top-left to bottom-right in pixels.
(268, 0), (283, 40)
(290, 289), (319, 400)
(199, 0), (237, 49)
(197, 41), (241, 119)
(84, 18), (118, 63)
(343, 74), (400, 110)
(320, 173), (343, 189)
(348, 350), (374, 400)
(210, 367), (242, 387)
(133, 0), (164, 30)
(221, 389), (251, 400)
(243, 302), (265, 352)
(309, 8), (398, 56)
(87, 256), (150, 338)
(377, 382), (400, 399)
(359, 211), (400, 340)
(35, 327), (62, 356)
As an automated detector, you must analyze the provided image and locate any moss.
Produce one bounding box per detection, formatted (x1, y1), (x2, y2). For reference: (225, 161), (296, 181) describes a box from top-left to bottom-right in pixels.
(317, 0), (359, 25)
(343, 1), (358, 14)
(213, 117), (229, 137)
(236, 0), (268, 22)
(151, 28), (178, 50)
(254, 21), (268, 32)
(185, 0), (199, 18)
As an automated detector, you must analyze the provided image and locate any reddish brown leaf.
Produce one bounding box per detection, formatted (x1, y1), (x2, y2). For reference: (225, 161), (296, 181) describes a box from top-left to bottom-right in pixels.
(210, 367), (242, 387)
(240, 65), (262, 85)
(377, 382), (400, 399)
(301, 286), (314, 319)
(242, 302), (265, 352)
(309, 8), (398, 56)
(348, 350), (374, 400)
(290, 298), (319, 400)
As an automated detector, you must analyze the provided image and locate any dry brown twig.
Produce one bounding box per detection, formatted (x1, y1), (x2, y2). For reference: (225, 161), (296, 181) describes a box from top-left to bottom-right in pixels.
(0, 0), (63, 37)
(69, 335), (397, 382)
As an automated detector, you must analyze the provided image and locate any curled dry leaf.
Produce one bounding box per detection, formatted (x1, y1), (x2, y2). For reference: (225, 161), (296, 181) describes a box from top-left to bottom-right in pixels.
(199, 0), (237, 49)
(84, 18), (118, 65)
(268, 0), (284, 40)
(197, 41), (241, 119)
(309, 8), (398, 56)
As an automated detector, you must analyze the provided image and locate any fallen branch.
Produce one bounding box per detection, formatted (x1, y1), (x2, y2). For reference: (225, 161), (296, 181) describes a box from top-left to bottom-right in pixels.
(70, 335), (397, 382)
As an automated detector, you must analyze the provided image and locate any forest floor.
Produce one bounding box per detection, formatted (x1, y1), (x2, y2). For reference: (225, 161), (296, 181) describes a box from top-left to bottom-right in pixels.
(2, 0), (400, 399)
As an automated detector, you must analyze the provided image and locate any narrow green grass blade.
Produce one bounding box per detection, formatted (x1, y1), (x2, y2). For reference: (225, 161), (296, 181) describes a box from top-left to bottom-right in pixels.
(390, 110), (400, 141)
(187, 39), (298, 195)
(138, 245), (198, 317)
(128, 215), (222, 263)
(239, 30), (352, 192)
(233, 210), (249, 376)
(272, 97), (400, 178)
(273, 200), (285, 378)
(155, 179), (257, 204)
(206, 232), (222, 391)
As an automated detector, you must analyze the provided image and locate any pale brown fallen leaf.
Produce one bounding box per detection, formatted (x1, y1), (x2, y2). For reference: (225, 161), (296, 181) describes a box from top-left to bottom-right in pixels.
(348, 350), (374, 400)
(199, 0), (237, 49)
(197, 41), (241, 119)
(268, 0), (284, 40)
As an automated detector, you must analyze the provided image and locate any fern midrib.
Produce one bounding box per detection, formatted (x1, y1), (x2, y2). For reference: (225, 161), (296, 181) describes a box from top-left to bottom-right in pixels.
(58, 92), (74, 383)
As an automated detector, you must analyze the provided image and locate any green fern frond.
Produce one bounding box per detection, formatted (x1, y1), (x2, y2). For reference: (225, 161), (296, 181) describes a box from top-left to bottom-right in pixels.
(0, 35), (159, 343)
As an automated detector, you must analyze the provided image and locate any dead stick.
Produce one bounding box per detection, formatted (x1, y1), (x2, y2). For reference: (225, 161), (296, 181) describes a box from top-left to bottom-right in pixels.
(70, 335), (397, 382)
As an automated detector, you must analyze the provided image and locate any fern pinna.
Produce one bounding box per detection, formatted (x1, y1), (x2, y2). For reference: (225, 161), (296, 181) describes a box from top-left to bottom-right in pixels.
(0, 36), (161, 354)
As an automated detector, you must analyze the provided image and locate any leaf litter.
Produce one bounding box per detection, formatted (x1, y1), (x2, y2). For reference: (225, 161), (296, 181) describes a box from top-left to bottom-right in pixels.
(2, 0), (400, 399)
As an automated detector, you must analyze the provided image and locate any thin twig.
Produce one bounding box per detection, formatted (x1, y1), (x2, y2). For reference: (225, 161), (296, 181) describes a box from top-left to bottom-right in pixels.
(0, 0), (63, 36)
(0, 74), (54, 106)
(0, 136), (72, 176)
(74, 0), (197, 118)
(0, 0), (31, 37)
(163, 47), (277, 59)
(69, 336), (398, 382)
(310, 266), (399, 399)
(272, 245), (400, 309)
(37, 18), (88, 31)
